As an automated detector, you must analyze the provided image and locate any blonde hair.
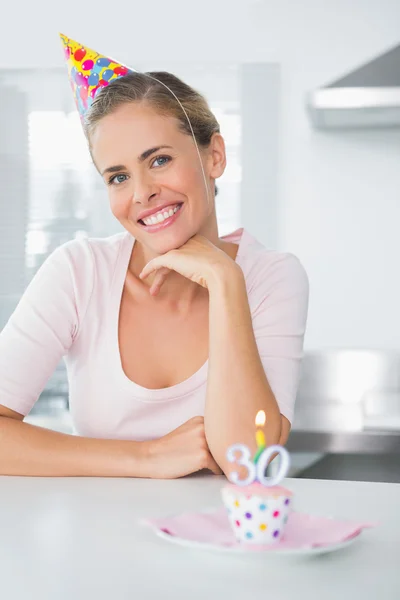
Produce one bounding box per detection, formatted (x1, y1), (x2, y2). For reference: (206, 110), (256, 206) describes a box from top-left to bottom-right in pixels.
(84, 71), (220, 195)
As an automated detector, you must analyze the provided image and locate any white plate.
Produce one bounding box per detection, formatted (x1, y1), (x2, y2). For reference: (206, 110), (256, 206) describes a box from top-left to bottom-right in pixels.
(155, 528), (362, 556)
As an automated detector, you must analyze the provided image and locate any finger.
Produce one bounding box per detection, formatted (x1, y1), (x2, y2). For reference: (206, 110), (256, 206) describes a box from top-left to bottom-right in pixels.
(140, 249), (179, 280)
(139, 260), (161, 281)
(149, 268), (170, 296)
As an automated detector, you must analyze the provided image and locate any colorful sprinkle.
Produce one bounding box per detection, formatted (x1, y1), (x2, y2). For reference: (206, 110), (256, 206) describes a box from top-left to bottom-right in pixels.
(284, 498), (290, 505)
(259, 503), (267, 511)
(259, 524), (267, 531)
(234, 500), (240, 508)
(273, 510), (280, 518)
(245, 532), (253, 539)
(245, 512), (252, 519)
(235, 520), (241, 527)
(273, 530), (280, 538)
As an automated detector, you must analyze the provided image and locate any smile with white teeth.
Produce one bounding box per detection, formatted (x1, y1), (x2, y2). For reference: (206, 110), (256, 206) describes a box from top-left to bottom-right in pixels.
(141, 204), (181, 226)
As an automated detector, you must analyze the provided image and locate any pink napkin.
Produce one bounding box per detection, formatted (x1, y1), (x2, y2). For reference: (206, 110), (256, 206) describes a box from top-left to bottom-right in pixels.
(144, 507), (376, 551)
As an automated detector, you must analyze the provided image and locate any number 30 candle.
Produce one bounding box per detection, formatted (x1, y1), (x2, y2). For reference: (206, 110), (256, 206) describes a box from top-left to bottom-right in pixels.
(226, 410), (290, 487)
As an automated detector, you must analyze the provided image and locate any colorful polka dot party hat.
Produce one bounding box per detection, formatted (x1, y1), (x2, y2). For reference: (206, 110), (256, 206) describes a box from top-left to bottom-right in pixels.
(59, 33), (136, 123)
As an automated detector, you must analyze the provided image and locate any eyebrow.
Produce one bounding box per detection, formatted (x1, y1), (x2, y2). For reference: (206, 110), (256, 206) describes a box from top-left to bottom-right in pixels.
(101, 145), (174, 177)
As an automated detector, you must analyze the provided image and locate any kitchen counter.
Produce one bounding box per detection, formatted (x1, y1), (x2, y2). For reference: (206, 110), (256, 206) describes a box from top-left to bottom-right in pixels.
(0, 474), (397, 600)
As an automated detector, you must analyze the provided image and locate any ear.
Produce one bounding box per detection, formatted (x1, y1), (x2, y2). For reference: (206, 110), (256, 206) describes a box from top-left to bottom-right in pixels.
(207, 133), (226, 180)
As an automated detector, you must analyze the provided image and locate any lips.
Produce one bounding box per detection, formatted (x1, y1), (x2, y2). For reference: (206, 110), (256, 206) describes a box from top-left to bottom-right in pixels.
(137, 202), (184, 232)
(137, 202), (183, 223)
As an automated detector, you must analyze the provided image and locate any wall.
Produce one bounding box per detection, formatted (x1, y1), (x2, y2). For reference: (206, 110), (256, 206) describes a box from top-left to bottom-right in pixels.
(1, 0), (400, 349)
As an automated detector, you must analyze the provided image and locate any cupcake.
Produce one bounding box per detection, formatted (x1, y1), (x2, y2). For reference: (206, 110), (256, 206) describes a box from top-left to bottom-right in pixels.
(221, 482), (293, 544)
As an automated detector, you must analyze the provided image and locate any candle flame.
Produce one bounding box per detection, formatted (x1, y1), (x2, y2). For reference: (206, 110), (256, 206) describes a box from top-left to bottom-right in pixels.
(255, 410), (266, 427)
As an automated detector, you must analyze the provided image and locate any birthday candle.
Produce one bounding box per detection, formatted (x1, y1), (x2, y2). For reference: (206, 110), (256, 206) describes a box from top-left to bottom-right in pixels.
(226, 409), (290, 487)
(226, 443), (290, 487)
(253, 410), (266, 463)
(255, 429), (266, 447)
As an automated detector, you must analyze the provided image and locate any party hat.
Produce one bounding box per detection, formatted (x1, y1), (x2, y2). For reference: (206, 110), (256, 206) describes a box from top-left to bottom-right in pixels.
(59, 33), (136, 123)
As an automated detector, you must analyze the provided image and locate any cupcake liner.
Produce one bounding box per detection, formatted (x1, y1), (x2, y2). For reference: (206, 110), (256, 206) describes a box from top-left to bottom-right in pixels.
(221, 485), (292, 544)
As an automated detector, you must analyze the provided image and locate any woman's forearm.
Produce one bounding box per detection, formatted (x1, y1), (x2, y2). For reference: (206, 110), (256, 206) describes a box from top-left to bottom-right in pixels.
(204, 266), (282, 474)
(0, 416), (148, 477)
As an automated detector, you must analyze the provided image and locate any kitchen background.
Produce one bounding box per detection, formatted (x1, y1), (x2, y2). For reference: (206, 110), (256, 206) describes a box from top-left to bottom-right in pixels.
(1, 0), (400, 481)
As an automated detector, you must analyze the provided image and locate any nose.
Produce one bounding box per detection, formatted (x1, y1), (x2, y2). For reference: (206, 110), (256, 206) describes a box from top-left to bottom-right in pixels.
(132, 171), (159, 205)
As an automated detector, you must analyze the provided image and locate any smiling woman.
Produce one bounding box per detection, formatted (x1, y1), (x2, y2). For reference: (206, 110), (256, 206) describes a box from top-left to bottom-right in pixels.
(85, 71), (224, 259)
(0, 36), (309, 479)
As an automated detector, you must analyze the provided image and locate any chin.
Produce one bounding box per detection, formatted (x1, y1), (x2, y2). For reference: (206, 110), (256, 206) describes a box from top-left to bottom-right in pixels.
(137, 227), (194, 255)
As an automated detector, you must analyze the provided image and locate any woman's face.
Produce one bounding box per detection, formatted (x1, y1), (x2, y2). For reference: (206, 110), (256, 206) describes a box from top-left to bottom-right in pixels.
(91, 102), (225, 255)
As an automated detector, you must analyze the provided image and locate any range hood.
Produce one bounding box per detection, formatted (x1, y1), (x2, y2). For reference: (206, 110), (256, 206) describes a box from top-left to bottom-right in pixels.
(306, 44), (400, 129)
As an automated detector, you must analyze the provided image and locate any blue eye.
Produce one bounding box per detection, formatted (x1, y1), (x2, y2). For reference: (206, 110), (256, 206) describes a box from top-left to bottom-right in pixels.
(109, 174), (128, 186)
(107, 155), (171, 186)
(152, 155), (171, 168)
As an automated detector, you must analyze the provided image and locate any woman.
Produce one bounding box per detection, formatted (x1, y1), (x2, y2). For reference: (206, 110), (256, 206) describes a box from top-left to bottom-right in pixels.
(0, 69), (309, 478)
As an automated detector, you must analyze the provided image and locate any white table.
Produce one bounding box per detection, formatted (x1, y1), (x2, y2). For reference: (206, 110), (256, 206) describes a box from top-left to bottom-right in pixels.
(0, 474), (398, 600)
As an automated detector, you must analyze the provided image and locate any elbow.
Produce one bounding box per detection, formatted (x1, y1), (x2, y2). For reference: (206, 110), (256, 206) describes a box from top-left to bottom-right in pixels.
(211, 415), (291, 480)
(278, 415), (291, 446)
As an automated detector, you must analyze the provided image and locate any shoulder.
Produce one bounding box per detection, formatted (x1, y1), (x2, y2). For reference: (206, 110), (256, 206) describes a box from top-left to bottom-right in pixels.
(47, 231), (129, 280)
(31, 231), (129, 315)
(24, 231), (130, 341)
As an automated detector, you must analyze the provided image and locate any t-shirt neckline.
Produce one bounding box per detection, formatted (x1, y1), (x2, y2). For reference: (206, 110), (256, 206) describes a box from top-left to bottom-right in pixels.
(109, 228), (247, 401)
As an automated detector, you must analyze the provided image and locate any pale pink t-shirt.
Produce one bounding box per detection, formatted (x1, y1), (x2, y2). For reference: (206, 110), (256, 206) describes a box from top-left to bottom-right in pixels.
(0, 228), (309, 438)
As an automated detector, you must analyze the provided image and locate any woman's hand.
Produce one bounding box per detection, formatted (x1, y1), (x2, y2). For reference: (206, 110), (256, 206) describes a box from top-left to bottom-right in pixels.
(143, 416), (223, 479)
(139, 234), (238, 296)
